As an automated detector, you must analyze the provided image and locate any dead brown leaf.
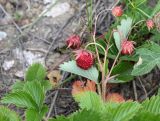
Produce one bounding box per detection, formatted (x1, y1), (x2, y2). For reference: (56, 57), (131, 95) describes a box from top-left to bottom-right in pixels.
(47, 70), (62, 87)
(72, 80), (96, 95)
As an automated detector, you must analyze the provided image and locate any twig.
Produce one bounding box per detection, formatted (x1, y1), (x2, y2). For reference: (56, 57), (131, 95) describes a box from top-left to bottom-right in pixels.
(46, 72), (71, 120)
(28, 33), (51, 44)
(26, 48), (48, 53)
(0, 4), (23, 34)
(139, 85), (159, 101)
(137, 77), (148, 99)
(46, 91), (59, 119)
(44, 16), (74, 66)
(133, 80), (138, 101)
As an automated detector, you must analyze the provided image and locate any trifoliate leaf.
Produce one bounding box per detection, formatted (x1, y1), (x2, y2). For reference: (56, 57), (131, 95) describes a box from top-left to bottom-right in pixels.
(0, 106), (21, 121)
(131, 48), (160, 76)
(1, 91), (37, 109)
(25, 63), (46, 82)
(59, 60), (99, 83)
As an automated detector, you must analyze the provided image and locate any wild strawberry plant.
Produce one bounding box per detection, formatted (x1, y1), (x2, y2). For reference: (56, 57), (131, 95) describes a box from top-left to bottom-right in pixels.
(0, 63), (160, 121)
(1, 0), (160, 121)
(60, 0), (160, 101)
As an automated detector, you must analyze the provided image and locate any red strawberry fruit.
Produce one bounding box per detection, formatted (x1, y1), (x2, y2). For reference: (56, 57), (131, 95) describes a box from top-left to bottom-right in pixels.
(66, 35), (81, 49)
(75, 49), (94, 70)
(121, 40), (134, 55)
(112, 6), (123, 17)
(146, 19), (154, 31)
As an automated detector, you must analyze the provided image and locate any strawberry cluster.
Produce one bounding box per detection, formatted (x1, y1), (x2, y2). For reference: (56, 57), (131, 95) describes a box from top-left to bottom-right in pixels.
(66, 5), (154, 69)
(66, 35), (94, 70)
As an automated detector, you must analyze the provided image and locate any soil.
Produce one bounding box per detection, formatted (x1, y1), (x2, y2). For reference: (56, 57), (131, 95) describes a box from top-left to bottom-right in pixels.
(0, 0), (160, 119)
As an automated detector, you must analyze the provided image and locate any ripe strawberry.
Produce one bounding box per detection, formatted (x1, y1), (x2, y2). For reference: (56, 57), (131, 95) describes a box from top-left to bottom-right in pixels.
(121, 40), (134, 55)
(75, 49), (94, 70)
(66, 35), (81, 49)
(146, 19), (154, 31)
(112, 6), (123, 17)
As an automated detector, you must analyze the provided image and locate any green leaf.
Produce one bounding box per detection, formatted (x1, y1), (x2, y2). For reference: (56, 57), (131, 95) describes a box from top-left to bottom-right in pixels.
(74, 92), (104, 111)
(133, 0), (147, 7)
(109, 61), (134, 83)
(142, 95), (160, 115)
(151, 0), (160, 16)
(88, 39), (107, 56)
(1, 91), (37, 109)
(26, 106), (48, 121)
(0, 106), (21, 121)
(113, 17), (132, 50)
(107, 101), (141, 121)
(26, 109), (41, 121)
(24, 81), (45, 109)
(41, 80), (52, 92)
(108, 76), (133, 83)
(72, 109), (102, 121)
(11, 80), (24, 92)
(131, 111), (160, 121)
(59, 60), (99, 83)
(25, 63), (46, 82)
(49, 116), (70, 121)
(131, 47), (160, 76)
(49, 109), (102, 121)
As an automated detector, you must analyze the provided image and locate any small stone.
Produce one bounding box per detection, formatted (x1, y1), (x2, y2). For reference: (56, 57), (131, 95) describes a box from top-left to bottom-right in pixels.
(43, 0), (56, 4)
(23, 51), (44, 66)
(15, 70), (24, 78)
(44, 2), (71, 18)
(2, 60), (15, 71)
(0, 31), (7, 41)
(5, 2), (14, 13)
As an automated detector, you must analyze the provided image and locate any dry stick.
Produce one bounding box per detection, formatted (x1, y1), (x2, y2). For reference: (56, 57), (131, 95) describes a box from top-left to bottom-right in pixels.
(133, 80), (138, 101)
(93, 8), (112, 72)
(101, 29), (122, 101)
(0, 4), (26, 73)
(46, 91), (59, 120)
(140, 85), (159, 101)
(137, 77), (148, 99)
(102, 50), (121, 101)
(91, 0), (120, 100)
(26, 48), (48, 53)
(44, 16), (74, 66)
(0, 4), (23, 34)
(28, 33), (51, 44)
(46, 72), (67, 120)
